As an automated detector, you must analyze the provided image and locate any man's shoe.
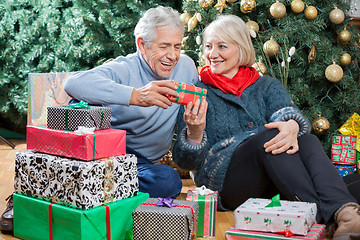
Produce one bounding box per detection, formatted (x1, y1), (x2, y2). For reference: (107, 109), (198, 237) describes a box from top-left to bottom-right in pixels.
(0, 195), (13, 232)
(333, 202), (360, 240)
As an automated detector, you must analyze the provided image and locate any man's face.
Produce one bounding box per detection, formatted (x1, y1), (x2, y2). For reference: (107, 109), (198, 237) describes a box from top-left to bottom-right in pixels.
(138, 26), (183, 78)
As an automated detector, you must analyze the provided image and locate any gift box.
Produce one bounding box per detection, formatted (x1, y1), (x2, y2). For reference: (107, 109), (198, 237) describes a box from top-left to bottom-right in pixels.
(132, 197), (199, 240)
(47, 102), (111, 131)
(27, 125), (126, 161)
(13, 192), (149, 240)
(225, 224), (325, 240)
(28, 72), (72, 126)
(14, 150), (138, 210)
(334, 164), (356, 177)
(234, 196), (317, 236)
(331, 135), (357, 165)
(186, 186), (218, 238)
(167, 80), (207, 105)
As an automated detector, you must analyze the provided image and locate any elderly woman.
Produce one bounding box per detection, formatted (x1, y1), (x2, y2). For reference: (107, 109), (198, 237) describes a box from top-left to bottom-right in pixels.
(172, 15), (360, 240)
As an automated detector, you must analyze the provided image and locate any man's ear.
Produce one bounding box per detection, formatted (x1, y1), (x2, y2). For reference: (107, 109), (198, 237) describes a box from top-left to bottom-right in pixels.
(137, 37), (146, 55)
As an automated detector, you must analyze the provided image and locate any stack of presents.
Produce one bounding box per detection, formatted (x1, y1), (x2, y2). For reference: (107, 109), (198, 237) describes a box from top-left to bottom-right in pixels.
(14, 72), (334, 239)
(331, 113), (360, 177)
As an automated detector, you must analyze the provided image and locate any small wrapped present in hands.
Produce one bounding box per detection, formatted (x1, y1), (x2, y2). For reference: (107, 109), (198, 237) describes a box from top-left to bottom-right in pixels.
(234, 195), (317, 236)
(167, 80), (207, 105)
(132, 197), (199, 240)
(186, 185), (218, 238)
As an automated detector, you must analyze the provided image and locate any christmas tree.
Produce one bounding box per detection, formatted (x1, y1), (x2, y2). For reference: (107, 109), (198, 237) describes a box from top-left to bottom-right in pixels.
(180, 0), (360, 153)
(0, 0), (181, 131)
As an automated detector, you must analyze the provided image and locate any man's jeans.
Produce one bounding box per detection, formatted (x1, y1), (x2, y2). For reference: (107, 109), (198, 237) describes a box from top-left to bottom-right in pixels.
(127, 147), (182, 199)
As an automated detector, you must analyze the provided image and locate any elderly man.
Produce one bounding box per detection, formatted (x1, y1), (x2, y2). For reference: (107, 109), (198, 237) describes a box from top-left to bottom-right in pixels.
(0, 6), (199, 233)
(64, 6), (198, 198)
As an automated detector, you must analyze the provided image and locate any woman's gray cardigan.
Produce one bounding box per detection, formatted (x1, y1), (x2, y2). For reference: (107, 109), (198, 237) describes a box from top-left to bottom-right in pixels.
(172, 75), (311, 209)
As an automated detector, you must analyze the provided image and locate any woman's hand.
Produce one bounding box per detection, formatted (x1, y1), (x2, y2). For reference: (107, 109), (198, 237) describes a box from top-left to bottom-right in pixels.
(263, 119), (300, 155)
(184, 98), (208, 143)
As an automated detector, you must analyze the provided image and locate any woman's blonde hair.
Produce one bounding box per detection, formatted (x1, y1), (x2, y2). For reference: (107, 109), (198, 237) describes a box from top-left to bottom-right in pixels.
(203, 15), (256, 67)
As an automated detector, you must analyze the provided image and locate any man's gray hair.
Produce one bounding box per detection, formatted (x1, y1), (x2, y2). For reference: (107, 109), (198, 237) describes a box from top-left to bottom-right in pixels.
(134, 6), (184, 48)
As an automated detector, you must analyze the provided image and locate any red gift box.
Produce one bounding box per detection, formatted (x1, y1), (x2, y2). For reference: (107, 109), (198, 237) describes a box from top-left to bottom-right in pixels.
(27, 125), (126, 160)
(331, 135), (357, 165)
(225, 224), (325, 240)
(167, 80), (207, 105)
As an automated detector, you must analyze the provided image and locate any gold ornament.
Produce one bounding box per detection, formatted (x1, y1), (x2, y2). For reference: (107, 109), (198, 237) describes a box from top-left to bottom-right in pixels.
(227, 0), (238, 2)
(291, 0), (305, 14)
(304, 6), (318, 20)
(339, 53), (351, 66)
(252, 59), (267, 75)
(270, 1), (286, 19)
(312, 116), (330, 135)
(199, 0), (214, 9)
(246, 19), (259, 32)
(240, 0), (256, 14)
(308, 43), (316, 64)
(338, 28), (351, 43)
(214, 0), (228, 13)
(187, 15), (198, 32)
(329, 7), (345, 24)
(325, 61), (343, 82)
(263, 37), (279, 56)
(180, 12), (192, 27)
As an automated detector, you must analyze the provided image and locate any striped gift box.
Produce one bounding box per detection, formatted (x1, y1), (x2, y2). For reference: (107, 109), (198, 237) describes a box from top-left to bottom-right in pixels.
(225, 224), (325, 240)
(186, 189), (217, 238)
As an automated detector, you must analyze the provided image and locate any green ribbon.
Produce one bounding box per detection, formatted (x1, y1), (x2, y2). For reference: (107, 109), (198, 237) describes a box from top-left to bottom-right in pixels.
(69, 100), (90, 109)
(265, 194), (281, 207)
(196, 195), (205, 237)
(92, 133), (96, 160)
(175, 82), (207, 103)
(99, 108), (104, 129)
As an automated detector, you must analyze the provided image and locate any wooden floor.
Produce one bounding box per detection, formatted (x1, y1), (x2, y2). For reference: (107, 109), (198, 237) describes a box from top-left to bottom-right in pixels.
(0, 139), (234, 240)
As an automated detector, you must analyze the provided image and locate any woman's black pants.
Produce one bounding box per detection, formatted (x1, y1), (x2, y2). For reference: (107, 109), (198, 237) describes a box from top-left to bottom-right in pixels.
(220, 128), (357, 224)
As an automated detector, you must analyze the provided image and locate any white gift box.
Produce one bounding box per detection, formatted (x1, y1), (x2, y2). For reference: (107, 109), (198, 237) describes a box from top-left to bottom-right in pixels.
(234, 197), (317, 235)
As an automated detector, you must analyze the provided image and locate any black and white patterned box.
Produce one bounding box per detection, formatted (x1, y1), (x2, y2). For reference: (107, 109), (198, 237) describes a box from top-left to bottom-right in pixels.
(133, 198), (199, 240)
(47, 105), (111, 131)
(14, 150), (138, 210)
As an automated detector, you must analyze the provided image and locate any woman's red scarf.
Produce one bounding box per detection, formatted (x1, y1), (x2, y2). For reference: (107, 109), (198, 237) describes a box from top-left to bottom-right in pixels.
(200, 66), (259, 98)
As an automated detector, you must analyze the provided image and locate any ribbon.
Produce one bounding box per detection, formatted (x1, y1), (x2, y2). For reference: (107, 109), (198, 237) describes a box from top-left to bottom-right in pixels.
(48, 202), (56, 240)
(69, 100), (90, 109)
(175, 82), (207, 103)
(277, 229), (294, 237)
(102, 204), (111, 240)
(265, 194), (281, 207)
(156, 197), (178, 208)
(74, 126), (96, 134)
(192, 185), (215, 196)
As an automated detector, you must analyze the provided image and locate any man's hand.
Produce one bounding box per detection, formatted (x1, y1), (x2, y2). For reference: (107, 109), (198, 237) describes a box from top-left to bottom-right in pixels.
(184, 98), (208, 143)
(129, 80), (179, 109)
(263, 119), (300, 155)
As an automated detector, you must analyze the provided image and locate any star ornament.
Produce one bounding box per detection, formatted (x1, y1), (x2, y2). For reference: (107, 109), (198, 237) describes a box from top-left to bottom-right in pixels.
(214, 0), (228, 13)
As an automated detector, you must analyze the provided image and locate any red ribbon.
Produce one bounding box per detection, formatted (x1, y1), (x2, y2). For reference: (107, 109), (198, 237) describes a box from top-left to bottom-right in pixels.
(141, 203), (196, 239)
(48, 202), (111, 240)
(102, 204), (111, 240)
(277, 229), (294, 237)
(48, 202), (56, 240)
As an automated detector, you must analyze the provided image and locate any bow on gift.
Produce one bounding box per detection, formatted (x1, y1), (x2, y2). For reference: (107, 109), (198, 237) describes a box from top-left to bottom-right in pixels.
(277, 229), (294, 237)
(69, 100), (90, 109)
(193, 185), (215, 195)
(156, 197), (178, 208)
(265, 194), (281, 208)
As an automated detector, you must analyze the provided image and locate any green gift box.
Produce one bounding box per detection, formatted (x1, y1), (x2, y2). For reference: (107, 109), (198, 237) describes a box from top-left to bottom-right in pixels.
(14, 192), (149, 240)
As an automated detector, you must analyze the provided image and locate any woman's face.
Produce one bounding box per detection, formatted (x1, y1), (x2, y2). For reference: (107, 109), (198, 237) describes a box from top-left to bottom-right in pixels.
(204, 35), (241, 79)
